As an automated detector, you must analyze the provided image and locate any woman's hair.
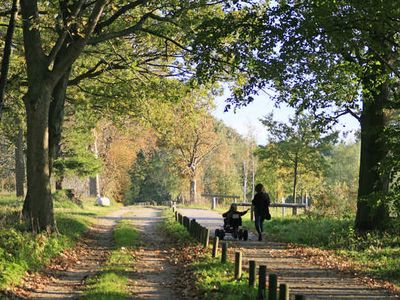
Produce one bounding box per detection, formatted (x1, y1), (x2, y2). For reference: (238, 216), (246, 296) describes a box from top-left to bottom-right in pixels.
(255, 183), (265, 193)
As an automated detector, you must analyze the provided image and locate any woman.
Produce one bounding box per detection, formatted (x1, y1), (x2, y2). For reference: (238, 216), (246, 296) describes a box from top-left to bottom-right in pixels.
(252, 183), (271, 241)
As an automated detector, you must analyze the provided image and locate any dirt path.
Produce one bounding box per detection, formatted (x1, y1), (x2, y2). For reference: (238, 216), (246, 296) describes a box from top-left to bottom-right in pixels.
(7, 206), (183, 300)
(179, 208), (399, 300)
(126, 207), (182, 300)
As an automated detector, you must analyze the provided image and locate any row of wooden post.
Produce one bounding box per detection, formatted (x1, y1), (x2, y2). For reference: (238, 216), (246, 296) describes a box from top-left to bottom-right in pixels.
(175, 211), (210, 247)
(174, 210), (306, 300)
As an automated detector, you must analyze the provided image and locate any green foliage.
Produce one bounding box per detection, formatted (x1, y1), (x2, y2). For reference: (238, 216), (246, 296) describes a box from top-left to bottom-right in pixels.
(53, 113), (102, 179)
(256, 113), (338, 202)
(128, 149), (182, 204)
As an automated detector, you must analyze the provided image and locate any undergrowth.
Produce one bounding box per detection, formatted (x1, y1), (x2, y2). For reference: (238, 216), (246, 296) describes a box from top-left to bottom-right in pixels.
(0, 193), (119, 291)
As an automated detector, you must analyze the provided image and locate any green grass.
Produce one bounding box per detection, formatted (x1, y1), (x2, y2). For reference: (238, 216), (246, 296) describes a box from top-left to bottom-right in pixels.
(82, 220), (138, 299)
(161, 209), (258, 299)
(159, 209), (194, 245)
(0, 193), (121, 291)
(243, 214), (400, 286)
(193, 254), (258, 300)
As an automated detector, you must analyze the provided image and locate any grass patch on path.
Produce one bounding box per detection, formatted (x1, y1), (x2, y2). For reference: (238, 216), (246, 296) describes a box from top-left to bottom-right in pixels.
(243, 215), (400, 287)
(161, 209), (257, 299)
(82, 220), (139, 300)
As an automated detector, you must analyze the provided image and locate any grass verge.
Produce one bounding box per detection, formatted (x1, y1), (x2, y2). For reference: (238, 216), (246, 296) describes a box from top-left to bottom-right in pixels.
(161, 209), (258, 299)
(82, 220), (139, 300)
(0, 193), (121, 291)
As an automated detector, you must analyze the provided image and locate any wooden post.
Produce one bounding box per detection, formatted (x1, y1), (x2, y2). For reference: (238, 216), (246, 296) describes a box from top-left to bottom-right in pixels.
(175, 211), (178, 221)
(279, 283), (289, 300)
(250, 205), (254, 222)
(190, 219), (196, 236)
(268, 273), (278, 300)
(203, 228), (210, 248)
(212, 236), (219, 258)
(294, 295), (305, 300)
(234, 252), (242, 280)
(249, 260), (256, 287)
(257, 265), (267, 299)
(293, 206), (298, 215)
(221, 242), (228, 263)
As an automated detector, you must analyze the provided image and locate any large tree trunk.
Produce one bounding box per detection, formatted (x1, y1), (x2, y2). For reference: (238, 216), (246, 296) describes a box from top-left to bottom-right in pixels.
(355, 83), (390, 231)
(22, 87), (55, 232)
(15, 125), (25, 197)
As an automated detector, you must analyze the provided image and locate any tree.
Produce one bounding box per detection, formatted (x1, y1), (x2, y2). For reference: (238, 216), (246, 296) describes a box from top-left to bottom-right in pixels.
(157, 97), (221, 203)
(128, 148), (182, 204)
(258, 113), (337, 203)
(16, 0), (253, 231)
(192, 0), (400, 230)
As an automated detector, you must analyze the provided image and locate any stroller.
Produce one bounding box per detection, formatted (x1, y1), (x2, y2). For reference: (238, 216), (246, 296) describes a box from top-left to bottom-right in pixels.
(215, 204), (249, 240)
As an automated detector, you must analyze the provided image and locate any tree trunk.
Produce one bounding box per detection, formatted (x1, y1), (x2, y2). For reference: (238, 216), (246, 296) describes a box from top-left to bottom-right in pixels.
(190, 176), (197, 203)
(0, 0), (18, 119)
(89, 132), (100, 196)
(22, 87), (55, 232)
(49, 68), (71, 174)
(292, 152), (298, 203)
(89, 176), (100, 196)
(55, 176), (64, 190)
(15, 125), (25, 197)
(355, 82), (390, 231)
(243, 160), (247, 201)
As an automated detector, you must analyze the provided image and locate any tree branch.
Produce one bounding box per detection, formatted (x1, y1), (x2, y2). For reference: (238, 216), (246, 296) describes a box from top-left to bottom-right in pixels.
(94, 0), (147, 33)
(51, 0), (109, 83)
(88, 11), (152, 45)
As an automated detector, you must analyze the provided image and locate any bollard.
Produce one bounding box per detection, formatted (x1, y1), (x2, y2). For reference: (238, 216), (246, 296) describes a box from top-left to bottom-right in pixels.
(294, 295), (305, 300)
(221, 242), (228, 263)
(234, 252), (242, 280)
(203, 228), (210, 248)
(248, 260), (256, 287)
(212, 236), (219, 257)
(257, 265), (267, 299)
(279, 283), (289, 300)
(268, 273), (278, 300)
(175, 211), (178, 221)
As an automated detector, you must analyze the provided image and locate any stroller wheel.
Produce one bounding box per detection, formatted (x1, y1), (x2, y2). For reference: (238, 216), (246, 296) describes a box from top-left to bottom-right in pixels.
(243, 229), (249, 241)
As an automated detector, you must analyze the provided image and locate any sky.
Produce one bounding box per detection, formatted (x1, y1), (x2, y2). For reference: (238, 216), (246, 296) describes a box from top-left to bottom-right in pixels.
(212, 92), (360, 145)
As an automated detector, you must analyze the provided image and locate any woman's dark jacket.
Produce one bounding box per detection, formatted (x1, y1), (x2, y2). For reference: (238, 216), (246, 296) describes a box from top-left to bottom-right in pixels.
(252, 192), (271, 217)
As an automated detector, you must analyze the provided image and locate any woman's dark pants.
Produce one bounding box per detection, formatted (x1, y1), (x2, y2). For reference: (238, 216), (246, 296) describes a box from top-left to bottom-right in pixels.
(255, 213), (264, 240)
